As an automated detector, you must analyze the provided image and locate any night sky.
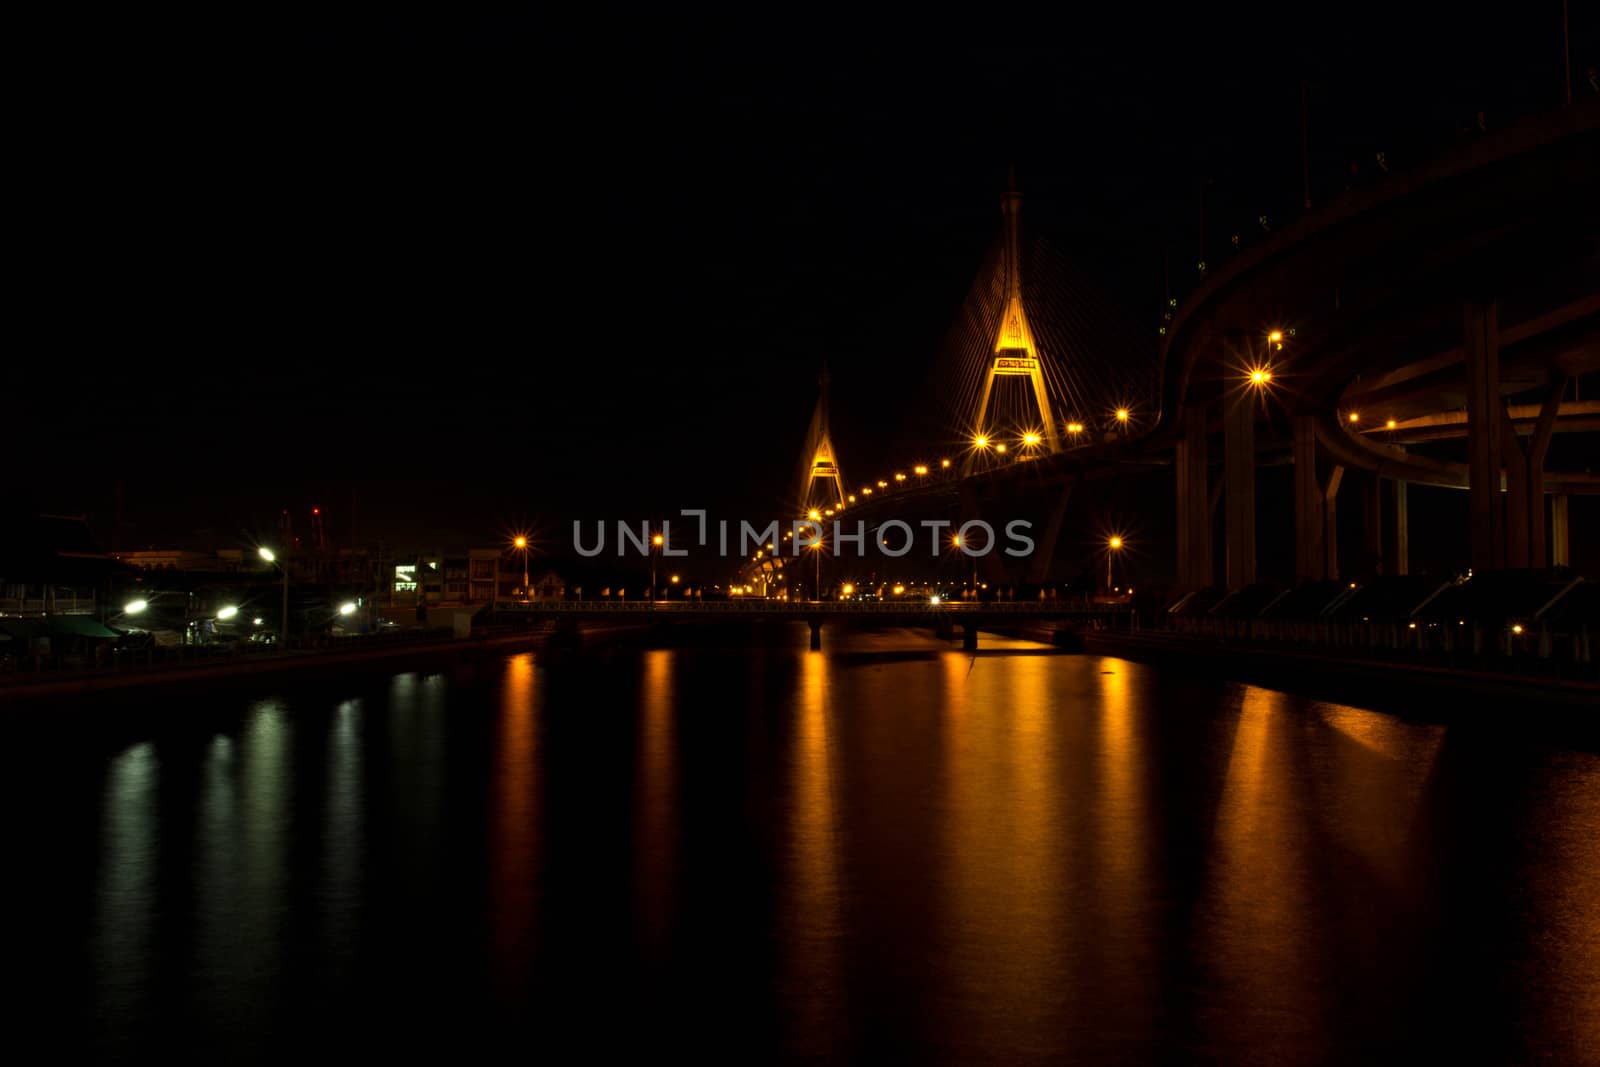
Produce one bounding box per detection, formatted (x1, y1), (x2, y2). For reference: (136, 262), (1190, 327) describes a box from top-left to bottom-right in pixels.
(16, 7), (1594, 551)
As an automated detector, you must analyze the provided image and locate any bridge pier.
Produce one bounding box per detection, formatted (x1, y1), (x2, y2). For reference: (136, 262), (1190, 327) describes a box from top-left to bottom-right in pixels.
(1393, 478), (1410, 575)
(1362, 472), (1383, 575)
(808, 618), (823, 651)
(1293, 415), (1325, 583)
(962, 624), (978, 651)
(1223, 388), (1257, 588)
(1465, 298), (1506, 572)
(1176, 404), (1212, 588)
(1552, 494), (1570, 566)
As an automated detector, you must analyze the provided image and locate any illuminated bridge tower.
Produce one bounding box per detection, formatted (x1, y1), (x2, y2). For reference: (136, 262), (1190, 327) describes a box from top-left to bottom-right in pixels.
(968, 172), (1060, 471)
(798, 365), (847, 512)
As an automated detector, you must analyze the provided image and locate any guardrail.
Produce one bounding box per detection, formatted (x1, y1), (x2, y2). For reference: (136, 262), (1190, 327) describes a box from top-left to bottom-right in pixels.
(492, 599), (1126, 616)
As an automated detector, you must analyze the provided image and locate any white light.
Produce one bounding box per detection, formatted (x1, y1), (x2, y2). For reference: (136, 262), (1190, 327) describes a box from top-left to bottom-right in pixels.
(930, 595), (941, 605)
(216, 606), (239, 620)
(258, 546), (276, 562)
(253, 617), (263, 626)
(124, 599), (148, 614)
(338, 602), (357, 616)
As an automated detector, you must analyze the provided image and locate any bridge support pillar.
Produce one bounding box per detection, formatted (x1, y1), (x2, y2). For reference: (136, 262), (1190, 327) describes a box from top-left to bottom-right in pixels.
(1393, 479), (1409, 576)
(1024, 479), (1075, 584)
(1176, 404), (1212, 588)
(808, 619), (822, 651)
(962, 625), (978, 651)
(1362, 473), (1383, 576)
(1551, 494), (1570, 567)
(1223, 389), (1256, 589)
(1465, 298), (1505, 572)
(1498, 379), (1566, 569)
(1324, 466), (1344, 581)
(1293, 415), (1325, 583)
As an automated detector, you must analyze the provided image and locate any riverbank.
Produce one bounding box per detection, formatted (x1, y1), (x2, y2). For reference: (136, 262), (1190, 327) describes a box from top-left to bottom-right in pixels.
(1080, 628), (1600, 714)
(0, 631), (565, 703)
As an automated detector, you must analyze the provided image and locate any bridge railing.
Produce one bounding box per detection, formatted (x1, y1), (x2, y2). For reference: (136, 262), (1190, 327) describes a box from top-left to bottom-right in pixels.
(492, 599), (1126, 616)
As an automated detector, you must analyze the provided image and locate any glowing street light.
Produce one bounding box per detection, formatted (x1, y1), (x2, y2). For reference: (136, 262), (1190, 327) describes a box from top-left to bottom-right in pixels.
(1386, 418), (1397, 429)
(914, 465), (928, 476)
(877, 480), (887, 488)
(1115, 408), (1130, 424)
(940, 458), (951, 469)
(1066, 422), (1084, 435)
(1022, 432), (1042, 447)
(124, 598), (148, 615)
(1107, 535), (1124, 590)
(894, 472), (906, 482)
(1348, 411), (1360, 424)
(808, 508), (822, 521)
(258, 545), (289, 647)
(1249, 367), (1272, 385)
(650, 531), (665, 604)
(513, 535), (530, 598)
(974, 434), (989, 449)
(217, 605), (239, 620)
(338, 602), (357, 616)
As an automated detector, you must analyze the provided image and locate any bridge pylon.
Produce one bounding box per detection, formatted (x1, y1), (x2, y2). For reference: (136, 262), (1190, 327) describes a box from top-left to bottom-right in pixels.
(966, 169), (1061, 474)
(798, 364), (847, 512)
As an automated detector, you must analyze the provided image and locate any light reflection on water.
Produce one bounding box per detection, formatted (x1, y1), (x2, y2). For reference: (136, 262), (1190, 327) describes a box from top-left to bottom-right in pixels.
(39, 627), (1600, 1060)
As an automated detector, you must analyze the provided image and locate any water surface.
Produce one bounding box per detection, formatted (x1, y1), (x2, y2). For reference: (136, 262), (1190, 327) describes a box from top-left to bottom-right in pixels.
(11, 628), (1597, 1062)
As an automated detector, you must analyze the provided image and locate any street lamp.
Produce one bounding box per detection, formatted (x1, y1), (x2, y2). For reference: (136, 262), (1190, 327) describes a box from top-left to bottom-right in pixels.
(1107, 536), (1123, 591)
(124, 598), (148, 615)
(259, 546), (289, 648)
(651, 532), (664, 603)
(513, 535), (529, 598)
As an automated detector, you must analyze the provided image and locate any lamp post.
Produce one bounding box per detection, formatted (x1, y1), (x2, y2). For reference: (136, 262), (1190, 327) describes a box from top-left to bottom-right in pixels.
(259, 546), (288, 648)
(1107, 536), (1123, 592)
(513, 535), (529, 599)
(651, 532), (664, 605)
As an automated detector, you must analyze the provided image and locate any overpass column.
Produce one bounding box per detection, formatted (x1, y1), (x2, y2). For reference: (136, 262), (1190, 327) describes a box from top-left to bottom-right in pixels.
(1498, 381), (1566, 570)
(1223, 390), (1256, 588)
(1324, 466), (1344, 581)
(1292, 415), (1325, 583)
(1464, 298), (1505, 571)
(808, 618), (822, 651)
(1176, 404), (1212, 588)
(1393, 479), (1409, 575)
(1362, 473), (1383, 576)
(1551, 495), (1570, 567)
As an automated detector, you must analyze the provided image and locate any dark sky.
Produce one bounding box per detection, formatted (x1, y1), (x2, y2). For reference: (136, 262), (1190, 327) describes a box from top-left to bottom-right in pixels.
(16, 6), (1594, 550)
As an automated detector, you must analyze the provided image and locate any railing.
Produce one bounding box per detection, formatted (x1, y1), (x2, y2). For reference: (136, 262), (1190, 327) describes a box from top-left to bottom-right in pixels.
(492, 599), (1124, 616)
(0, 597), (98, 615)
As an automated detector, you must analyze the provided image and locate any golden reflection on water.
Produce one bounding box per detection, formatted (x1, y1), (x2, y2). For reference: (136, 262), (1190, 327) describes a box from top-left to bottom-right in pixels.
(1091, 659), (1158, 1036)
(490, 653), (539, 989)
(780, 649), (844, 1055)
(634, 650), (678, 957)
(1195, 685), (1326, 1059)
(937, 649), (1067, 1059)
(1534, 752), (1600, 1052)
(1312, 702), (1445, 886)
